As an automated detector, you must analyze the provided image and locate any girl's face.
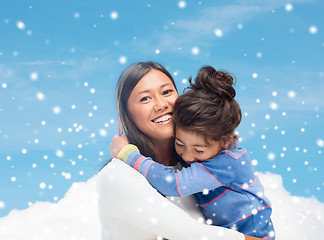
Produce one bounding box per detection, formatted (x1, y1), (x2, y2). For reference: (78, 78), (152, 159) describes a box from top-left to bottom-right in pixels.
(174, 128), (223, 165)
(127, 69), (178, 142)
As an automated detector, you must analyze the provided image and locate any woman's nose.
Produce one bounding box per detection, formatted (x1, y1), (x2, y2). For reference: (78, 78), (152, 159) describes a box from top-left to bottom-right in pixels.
(154, 97), (168, 111)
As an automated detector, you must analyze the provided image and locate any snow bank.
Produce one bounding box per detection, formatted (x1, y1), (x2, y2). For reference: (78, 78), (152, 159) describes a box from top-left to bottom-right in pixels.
(0, 173), (323, 239)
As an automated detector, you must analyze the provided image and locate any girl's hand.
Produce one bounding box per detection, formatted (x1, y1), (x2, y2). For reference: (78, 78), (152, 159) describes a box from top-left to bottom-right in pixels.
(110, 135), (129, 158)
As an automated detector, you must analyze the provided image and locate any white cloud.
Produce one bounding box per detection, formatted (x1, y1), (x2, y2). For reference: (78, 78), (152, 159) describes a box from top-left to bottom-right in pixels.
(258, 172), (324, 239)
(0, 64), (18, 82)
(21, 60), (63, 66)
(0, 173), (323, 239)
(4, 52), (117, 85)
(150, 4), (262, 51)
(0, 177), (100, 240)
(138, 0), (313, 52)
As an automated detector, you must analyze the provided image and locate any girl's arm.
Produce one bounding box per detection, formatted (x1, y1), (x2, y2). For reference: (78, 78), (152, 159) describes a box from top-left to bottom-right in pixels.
(97, 158), (245, 240)
(117, 145), (236, 197)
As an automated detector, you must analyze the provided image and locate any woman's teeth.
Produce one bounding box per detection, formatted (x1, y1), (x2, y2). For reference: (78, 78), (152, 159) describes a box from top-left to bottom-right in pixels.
(153, 114), (171, 123)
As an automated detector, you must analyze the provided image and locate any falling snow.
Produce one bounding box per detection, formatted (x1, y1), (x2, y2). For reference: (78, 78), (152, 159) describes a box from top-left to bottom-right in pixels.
(317, 139), (324, 147)
(74, 12), (80, 19)
(288, 90), (296, 98)
(30, 72), (38, 81)
(36, 92), (45, 101)
(178, 1), (186, 9)
(309, 26), (318, 34)
(191, 47), (200, 55)
(256, 52), (262, 58)
(98, 128), (107, 137)
(214, 28), (223, 37)
(285, 3), (293, 12)
(110, 11), (118, 20)
(1, 2), (323, 239)
(267, 152), (276, 161)
(39, 182), (46, 189)
(16, 21), (25, 30)
(55, 149), (64, 158)
(119, 56), (127, 64)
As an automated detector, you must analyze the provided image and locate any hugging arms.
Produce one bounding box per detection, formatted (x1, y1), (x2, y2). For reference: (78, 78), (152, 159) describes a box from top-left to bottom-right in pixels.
(98, 61), (268, 240)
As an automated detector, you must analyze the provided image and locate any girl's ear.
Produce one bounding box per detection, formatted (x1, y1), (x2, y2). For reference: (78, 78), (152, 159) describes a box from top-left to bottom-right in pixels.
(221, 140), (231, 150)
(221, 132), (234, 149)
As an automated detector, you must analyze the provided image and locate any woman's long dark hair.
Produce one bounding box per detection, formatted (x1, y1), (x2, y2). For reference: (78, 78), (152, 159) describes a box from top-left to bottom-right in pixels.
(116, 61), (177, 160)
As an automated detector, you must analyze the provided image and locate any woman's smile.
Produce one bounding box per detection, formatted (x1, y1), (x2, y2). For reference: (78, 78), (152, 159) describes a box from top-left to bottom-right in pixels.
(152, 113), (172, 124)
(127, 69), (178, 141)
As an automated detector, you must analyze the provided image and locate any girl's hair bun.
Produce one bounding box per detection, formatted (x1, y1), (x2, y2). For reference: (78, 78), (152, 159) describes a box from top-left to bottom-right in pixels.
(189, 66), (236, 100)
(174, 65), (242, 144)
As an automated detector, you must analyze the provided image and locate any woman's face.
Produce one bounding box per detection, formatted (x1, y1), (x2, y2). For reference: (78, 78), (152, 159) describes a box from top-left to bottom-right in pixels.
(127, 69), (178, 142)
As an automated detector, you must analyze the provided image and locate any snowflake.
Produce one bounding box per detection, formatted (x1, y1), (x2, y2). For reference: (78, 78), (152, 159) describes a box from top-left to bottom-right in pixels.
(285, 4), (293, 12)
(214, 28), (223, 37)
(191, 47), (200, 55)
(110, 11), (119, 20)
(39, 182), (46, 189)
(16, 21), (26, 30)
(178, 1), (187, 9)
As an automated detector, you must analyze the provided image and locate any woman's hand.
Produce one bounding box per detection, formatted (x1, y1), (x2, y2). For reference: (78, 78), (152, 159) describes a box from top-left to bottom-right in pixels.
(110, 135), (129, 158)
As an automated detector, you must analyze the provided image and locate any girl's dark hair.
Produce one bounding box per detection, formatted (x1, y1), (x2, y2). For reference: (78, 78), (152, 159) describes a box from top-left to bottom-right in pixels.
(173, 65), (241, 145)
(117, 61), (177, 160)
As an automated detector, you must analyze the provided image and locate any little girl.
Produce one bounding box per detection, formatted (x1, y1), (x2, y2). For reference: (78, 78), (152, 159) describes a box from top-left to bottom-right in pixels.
(115, 66), (275, 239)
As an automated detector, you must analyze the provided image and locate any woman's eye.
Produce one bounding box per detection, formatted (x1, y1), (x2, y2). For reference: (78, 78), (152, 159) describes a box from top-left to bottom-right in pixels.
(139, 96), (150, 102)
(175, 142), (184, 147)
(163, 89), (173, 95)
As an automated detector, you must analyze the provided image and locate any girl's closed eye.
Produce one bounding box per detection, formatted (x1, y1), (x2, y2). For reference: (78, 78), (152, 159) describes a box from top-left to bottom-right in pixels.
(195, 149), (204, 154)
(175, 141), (184, 146)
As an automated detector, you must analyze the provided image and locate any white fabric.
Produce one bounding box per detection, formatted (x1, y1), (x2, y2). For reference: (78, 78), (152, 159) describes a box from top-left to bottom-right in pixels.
(97, 158), (245, 240)
(166, 162), (206, 223)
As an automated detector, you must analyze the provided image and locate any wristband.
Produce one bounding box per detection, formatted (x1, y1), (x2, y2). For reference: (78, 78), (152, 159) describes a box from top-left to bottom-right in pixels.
(117, 144), (140, 162)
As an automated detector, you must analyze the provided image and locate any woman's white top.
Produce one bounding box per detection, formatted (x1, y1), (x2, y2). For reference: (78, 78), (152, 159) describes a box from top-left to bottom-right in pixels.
(97, 158), (244, 240)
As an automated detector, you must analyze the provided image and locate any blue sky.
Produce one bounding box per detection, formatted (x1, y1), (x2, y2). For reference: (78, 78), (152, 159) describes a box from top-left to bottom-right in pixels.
(0, 0), (323, 218)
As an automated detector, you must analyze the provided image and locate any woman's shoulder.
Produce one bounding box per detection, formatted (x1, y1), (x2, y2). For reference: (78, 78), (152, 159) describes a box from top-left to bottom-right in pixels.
(99, 158), (125, 172)
(99, 158), (139, 179)
(97, 158), (153, 193)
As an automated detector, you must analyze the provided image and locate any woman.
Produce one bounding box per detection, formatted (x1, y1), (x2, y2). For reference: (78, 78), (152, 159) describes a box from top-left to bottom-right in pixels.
(97, 61), (262, 240)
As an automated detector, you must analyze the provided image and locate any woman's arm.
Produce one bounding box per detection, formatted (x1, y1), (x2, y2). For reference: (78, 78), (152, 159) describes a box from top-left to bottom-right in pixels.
(97, 158), (245, 240)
